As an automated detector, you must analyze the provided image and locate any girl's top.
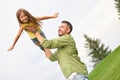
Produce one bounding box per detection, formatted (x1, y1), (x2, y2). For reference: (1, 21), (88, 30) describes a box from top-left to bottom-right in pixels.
(21, 22), (41, 39)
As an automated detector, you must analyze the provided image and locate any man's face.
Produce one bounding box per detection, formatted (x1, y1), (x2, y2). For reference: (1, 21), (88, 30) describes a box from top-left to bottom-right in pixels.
(58, 23), (70, 36)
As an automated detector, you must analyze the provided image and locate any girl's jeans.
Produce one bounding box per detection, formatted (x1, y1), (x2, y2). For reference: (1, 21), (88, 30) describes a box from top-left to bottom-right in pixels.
(31, 31), (46, 51)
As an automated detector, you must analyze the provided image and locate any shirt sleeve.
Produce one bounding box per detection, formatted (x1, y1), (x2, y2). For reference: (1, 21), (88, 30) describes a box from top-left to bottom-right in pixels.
(42, 35), (71, 61)
(49, 51), (58, 61)
(41, 35), (70, 49)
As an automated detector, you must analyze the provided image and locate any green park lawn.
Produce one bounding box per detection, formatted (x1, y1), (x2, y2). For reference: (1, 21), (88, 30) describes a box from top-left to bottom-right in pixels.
(89, 46), (120, 80)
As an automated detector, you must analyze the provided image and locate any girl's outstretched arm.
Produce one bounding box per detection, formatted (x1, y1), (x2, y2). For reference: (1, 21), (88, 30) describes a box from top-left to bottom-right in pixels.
(7, 27), (24, 51)
(36, 12), (59, 20)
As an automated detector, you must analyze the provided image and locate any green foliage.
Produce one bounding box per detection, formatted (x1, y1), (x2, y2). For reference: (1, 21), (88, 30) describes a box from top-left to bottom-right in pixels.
(115, 0), (120, 18)
(84, 34), (111, 67)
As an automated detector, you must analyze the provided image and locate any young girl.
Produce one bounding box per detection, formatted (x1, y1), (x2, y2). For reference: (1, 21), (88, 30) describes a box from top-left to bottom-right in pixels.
(7, 8), (59, 51)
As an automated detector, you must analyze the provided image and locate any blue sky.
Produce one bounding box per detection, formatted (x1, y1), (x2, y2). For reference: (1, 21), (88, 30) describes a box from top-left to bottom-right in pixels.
(0, 0), (120, 80)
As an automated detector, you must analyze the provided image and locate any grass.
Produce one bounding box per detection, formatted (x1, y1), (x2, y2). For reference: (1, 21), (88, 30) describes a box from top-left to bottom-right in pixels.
(89, 46), (120, 80)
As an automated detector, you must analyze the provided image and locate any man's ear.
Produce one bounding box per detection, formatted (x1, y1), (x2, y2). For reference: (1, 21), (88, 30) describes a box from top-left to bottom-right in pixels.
(67, 28), (70, 33)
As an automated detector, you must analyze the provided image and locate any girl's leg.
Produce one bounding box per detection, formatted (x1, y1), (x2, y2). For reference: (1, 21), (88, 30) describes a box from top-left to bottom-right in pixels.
(40, 30), (46, 38)
(31, 31), (46, 51)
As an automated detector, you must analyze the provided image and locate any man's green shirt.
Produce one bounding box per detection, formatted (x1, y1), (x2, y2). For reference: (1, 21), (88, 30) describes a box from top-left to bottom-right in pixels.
(42, 34), (88, 78)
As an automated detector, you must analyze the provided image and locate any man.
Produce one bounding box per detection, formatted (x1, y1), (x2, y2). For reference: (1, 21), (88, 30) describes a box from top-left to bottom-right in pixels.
(27, 20), (89, 80)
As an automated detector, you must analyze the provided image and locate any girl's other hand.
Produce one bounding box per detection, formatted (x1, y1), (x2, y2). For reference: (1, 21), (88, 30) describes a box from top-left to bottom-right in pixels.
(7, 46), (14, 51)
(53, 12), (59, 18)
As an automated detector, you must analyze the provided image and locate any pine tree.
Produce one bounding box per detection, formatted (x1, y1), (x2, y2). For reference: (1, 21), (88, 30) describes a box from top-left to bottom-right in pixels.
(115, 0), (120, 18)
(84, 34), (111, 67)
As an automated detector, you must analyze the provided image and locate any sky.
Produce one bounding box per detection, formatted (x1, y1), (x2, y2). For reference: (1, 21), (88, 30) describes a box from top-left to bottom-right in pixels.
(0, 0), (120, 80)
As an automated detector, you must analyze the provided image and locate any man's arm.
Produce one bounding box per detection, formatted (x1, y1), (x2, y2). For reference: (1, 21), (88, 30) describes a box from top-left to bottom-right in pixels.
(25, 27), (58, 61)
(44, 49), (52, 58)
(33, 31), (55, 60)
(35, 32), (51, 58)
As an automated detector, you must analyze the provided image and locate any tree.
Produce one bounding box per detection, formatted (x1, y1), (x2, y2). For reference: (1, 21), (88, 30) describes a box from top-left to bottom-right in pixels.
(115, 0), (120, 19)
(84, 34), (112, 67)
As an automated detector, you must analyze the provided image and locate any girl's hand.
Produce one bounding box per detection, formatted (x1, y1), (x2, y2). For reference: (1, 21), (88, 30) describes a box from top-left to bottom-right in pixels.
(52, 12), (59, 18)
(7, 46), (14, 51)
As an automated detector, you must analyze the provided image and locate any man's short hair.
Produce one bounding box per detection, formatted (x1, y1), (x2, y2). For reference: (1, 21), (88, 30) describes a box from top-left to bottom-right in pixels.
(61, 20), (73, 33)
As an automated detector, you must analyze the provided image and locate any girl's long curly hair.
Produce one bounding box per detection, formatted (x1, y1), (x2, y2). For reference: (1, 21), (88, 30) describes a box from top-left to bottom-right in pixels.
(16, 8), (42, 26)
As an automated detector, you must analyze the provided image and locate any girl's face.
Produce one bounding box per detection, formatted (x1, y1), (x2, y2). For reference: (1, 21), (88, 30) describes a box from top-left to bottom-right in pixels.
(19, 12), (28, 23)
